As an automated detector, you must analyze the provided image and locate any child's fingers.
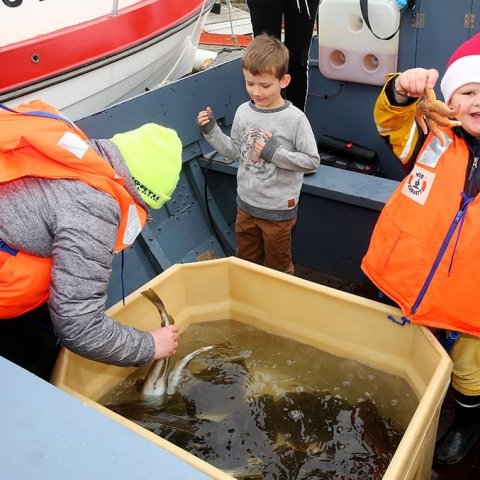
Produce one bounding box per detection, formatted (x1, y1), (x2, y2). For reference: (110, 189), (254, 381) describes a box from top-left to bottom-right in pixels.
(254, 139), (265, 156)
(197, 111), (208, 125)
(396, 69), (438, 98)
(408, 69), (439, 96)
(425, 69), (439, 89)
(405, 71), (426, 97)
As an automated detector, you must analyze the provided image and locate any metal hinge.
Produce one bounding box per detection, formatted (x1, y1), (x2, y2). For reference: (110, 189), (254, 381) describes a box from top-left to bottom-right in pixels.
(411, 13), (425, 29)
(464, 13), (476, 29)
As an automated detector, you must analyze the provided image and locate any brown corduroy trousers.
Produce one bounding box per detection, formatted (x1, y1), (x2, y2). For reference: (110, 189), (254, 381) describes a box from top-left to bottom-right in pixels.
(235, 208), (297, 274)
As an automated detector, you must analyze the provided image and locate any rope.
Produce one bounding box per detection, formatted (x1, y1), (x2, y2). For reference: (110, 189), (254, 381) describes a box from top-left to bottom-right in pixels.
(224, 0), (240, 49)
(158, 0), (210, 86)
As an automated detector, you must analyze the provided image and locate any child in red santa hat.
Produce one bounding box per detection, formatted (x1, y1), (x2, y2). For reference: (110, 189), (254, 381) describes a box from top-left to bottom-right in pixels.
(361, 32), (480, 466)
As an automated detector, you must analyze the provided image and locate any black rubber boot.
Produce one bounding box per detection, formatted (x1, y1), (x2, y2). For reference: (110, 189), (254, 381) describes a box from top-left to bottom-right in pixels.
(434, 392), (480, 465)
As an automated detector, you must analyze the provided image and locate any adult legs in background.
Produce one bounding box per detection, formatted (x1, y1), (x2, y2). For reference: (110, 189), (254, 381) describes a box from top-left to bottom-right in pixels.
(246, 0), (283, 39)
(246, 0), (321, 111)
(283, 0), (320, 111)
(0, 303), (60, 381)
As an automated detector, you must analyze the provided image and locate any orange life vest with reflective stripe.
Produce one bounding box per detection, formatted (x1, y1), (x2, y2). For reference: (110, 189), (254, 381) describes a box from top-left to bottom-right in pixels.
(0, 100), (147, 318)
(361, 128), (480, 335)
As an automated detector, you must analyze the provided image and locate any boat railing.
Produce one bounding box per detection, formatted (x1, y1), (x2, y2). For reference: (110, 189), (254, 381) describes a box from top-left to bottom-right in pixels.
(111, 0), (119, 16)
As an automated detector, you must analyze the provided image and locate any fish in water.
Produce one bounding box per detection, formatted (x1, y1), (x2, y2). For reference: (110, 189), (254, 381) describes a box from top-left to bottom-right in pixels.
(107, 401), (207, 438)
(104, 318), (407, 480)
(140, 288), (174, 400)
(140, 288), (219, 402)
(166, 345), (215, 395)
(143, 344), (226, 401)
(141, 355), (170, 400)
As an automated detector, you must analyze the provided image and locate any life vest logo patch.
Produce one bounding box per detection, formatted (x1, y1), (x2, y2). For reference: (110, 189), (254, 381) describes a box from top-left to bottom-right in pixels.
(401, 165), (435, 205)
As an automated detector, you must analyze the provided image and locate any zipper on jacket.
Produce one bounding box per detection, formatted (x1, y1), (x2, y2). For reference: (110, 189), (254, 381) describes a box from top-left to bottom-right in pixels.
(411, 195), (473, 314)
(466, 155), (480, 198)
(468, 157), (478, 182)
(465, 133), (480, 196)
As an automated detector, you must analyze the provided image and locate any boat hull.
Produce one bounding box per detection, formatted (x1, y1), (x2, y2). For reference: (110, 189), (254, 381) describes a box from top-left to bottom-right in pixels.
(0, 0), (214, 120)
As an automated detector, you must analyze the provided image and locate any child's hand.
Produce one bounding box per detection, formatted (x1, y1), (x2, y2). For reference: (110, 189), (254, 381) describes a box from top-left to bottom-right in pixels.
(197, 106), (213, 127)
(254, 131), (272, 157)
(394, 68), (440, 100)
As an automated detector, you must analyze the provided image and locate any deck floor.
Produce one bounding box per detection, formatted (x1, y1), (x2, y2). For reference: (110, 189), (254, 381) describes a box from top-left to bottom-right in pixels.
(432, 388), (480, 480)
(203, 1), (252, 35)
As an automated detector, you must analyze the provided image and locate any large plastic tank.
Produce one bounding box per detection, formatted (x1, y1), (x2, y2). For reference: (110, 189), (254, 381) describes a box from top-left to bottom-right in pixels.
(52, 257), (452, 480)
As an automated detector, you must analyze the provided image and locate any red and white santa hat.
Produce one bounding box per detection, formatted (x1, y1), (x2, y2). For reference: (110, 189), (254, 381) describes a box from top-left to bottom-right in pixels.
(440, 32), (480, 104)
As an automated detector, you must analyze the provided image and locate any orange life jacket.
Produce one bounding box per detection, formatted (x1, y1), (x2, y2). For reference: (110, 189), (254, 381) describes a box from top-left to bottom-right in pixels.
(361, 128), (480, 335)
(0, 100), (147, 318)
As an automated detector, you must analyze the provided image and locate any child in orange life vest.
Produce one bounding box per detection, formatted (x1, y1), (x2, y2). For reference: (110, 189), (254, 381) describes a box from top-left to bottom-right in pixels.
(0, 101), (182, 381)
(197, 34), (320, 274)
(361, 33), (480, 466)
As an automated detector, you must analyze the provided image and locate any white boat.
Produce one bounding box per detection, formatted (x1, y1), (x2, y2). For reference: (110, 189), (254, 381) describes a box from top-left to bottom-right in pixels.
(0, 0), (215, 120)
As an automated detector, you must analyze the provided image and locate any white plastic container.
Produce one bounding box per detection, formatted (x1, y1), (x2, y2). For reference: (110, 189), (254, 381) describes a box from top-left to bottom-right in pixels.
(318, 0), (401, 85)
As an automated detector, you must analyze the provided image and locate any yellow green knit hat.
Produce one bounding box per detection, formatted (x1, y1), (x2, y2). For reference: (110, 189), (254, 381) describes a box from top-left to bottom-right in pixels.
(111, 123), (182, 209)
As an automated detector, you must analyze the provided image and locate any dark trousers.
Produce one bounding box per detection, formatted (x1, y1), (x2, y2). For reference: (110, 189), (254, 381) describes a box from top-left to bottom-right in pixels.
(246, 0), (320, 111)
(0, 303), (60, 381)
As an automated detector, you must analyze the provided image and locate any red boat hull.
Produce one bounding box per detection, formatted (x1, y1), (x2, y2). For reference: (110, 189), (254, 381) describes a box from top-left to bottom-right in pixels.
(0, 0), (211, 95)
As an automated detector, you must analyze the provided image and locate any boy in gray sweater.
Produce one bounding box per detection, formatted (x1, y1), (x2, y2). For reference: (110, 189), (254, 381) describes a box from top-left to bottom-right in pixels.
(197, 34), (320, 274)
